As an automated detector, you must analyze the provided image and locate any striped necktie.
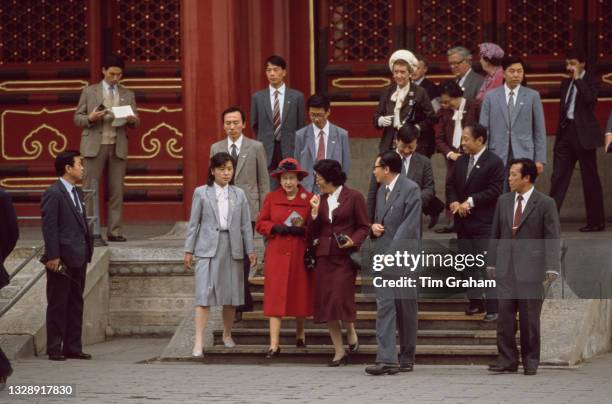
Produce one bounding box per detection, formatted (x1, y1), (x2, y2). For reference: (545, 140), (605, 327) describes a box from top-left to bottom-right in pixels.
(273, 90), (281, 141)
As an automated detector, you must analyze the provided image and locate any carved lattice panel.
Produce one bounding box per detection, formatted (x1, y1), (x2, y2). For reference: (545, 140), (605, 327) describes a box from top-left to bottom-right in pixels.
(596, 0), (611, 58)
(327, 0), (393, 63)
(415, 0), (484, 58)
(114, 0), (180, 63)
(505, 1), (572, 57)
(0, 0), (88, 64)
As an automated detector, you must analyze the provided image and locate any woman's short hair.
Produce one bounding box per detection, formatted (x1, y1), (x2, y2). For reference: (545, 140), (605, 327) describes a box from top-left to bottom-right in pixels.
(439, 80), (464, 98)
(207, 152), (235, 186)
(313, 159), (347, 187)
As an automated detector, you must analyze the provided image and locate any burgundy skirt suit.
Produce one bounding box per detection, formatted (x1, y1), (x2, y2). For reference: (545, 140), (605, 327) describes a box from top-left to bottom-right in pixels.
(308, 186), (370, 323)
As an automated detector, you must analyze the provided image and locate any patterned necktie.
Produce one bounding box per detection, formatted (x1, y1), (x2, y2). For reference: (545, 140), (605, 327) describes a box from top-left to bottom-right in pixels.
(512, 194), (523, 236)
(508, 90), (515, 119)
(230, 144), (238, 161)
(466, 155), (475, 179)
(384, 186), (391, 201)
(316, 130), (326, 161)
(71, 188), (81, 213)
(109, 85), (115, 100)
(272, 90), (281, 141)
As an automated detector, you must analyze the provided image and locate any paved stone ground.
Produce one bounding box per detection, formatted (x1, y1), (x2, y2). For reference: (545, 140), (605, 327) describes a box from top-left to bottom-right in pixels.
(2, 337), (611, 404)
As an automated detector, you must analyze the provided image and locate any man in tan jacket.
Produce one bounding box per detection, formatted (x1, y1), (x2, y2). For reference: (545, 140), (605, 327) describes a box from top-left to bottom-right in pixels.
(74, 56), (139, 242)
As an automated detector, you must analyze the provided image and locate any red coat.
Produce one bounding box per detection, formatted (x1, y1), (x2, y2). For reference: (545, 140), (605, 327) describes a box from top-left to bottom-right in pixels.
(255, 186), (314, 317)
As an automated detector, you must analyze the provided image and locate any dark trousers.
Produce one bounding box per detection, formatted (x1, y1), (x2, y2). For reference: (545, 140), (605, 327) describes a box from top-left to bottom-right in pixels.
(496, 273), (543, 370)
(457, 234), (498, 313)
(236, 223), (255, 313)
(46, 265), (86, 355)
(0, 347), (11, 377)
(550, 121), (605, 226)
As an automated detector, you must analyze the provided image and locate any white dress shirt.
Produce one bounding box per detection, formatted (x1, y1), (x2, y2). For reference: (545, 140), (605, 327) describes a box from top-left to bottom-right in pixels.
(513, 185), (534, 216)
(327, 185), (343, 222)
(59, 177), (80, 211)
(400, 153), (413, 175)
(214, 182), (230, 229)
(504, 83), (521, 106)
(466, 146), (487, 208)
(386, 173), (400, 194)
(458, 68), (472, 88)
(269, 83), (286, 119)
(228, 134), (243, 156)
(313, 122), (329, 158)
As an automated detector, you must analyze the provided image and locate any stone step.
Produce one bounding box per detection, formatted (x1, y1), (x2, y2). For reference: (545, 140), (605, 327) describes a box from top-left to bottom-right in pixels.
(249, 292), (469, 312)
(237, 311), (496, 331)
(213, 328), (498, 346)
(165, 344), (497, 365)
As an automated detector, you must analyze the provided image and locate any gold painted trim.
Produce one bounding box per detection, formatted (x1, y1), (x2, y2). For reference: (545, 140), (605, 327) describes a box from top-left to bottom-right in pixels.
(0, 80), (88, 92)
(0, 175), (183, 189)
(119, 78), (182, 90)
(331, 101), (378, 106)
(124, 182), (183, 187)
(309, 0), (315, 95)
(127, 122), (183, 160)
(138, 106), (183, 113)
(332, 77), (392, 89)
(602, 73), (612, 85)
(0, 177), (57, 188)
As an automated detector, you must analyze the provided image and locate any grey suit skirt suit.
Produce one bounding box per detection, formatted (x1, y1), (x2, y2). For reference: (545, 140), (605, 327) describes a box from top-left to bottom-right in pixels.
(185, 185), (255, 307)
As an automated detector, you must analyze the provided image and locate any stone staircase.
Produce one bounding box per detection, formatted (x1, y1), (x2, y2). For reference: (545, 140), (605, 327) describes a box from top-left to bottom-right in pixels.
(0, 248), (44, 311)
(205, 277), (498, 365)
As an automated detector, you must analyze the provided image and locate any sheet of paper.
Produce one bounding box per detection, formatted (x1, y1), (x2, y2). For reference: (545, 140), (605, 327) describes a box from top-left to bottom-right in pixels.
(111, 105), (134, 127)
(284, 210), (302, 226)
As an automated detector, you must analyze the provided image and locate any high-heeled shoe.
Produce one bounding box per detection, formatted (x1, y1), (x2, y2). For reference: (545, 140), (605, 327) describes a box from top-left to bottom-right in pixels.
(348, 340), (359, 353)
(328, 352), (349, 367)
(296, 338), (306, 348)
(191, 348), (204, 358)
(265, 347), (281, 359)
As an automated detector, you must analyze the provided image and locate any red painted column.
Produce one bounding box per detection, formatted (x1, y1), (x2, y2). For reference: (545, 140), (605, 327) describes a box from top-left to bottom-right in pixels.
(181, 0), (241, 218)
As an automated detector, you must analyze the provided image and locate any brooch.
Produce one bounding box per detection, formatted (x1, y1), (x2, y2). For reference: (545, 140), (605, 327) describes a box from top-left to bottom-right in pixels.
(300, 193), (307, 200)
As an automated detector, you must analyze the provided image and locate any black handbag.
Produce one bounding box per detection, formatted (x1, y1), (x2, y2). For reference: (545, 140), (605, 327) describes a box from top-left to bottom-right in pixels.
(304, 240), (317, 271)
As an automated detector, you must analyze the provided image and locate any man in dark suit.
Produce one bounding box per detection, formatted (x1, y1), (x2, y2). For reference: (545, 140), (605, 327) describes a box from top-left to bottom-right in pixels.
(41, 151), (94, 361)
(0, 188), (19, 388)
(411, 53), (440, 111)
(447, 46), (484, 101)
(251, 55), (305, 188)
(446, 124), (504, 321)
(367, 125), (444, 228)
(366, 151), (422, 376)
(488, 158), (560, 375)
(210, 107), (270, 321)
(549, 49), (605, 232)
(374, 50), (435, 156)
(74, 55), (139, 242)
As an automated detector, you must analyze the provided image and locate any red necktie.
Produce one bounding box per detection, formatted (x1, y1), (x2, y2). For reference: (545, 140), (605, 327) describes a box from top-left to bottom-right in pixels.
(316, 130), (325, 161)
(512, 195), (523, 237)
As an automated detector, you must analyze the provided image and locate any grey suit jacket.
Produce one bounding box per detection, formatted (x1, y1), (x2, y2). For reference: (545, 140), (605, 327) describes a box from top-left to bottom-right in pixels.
(74, 81), (140, 160)
(489, 189), (560, 283)
(210, 136), (270, 219)
(367, 153), (434, 222)
(251, 86), (305, 166)
(184, 185), (254, 259)
(374, 175), (422, 245)
(479, 85), (547, 164)
(294, 122), (351, 192)
(460, 69), (485, 101)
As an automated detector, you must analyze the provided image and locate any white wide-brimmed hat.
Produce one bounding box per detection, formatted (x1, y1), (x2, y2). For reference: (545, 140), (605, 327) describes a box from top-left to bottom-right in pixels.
(388, 49), (418, 72)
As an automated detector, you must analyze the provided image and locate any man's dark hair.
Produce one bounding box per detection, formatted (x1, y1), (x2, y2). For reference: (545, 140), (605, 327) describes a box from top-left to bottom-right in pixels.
(265, 55), (287, 70)
(313, 159), (347, 186)
(221, 106), (246, 123)
(377, 150), (402, 174)
(509, 158), (538, 184)
(413, 52), (428, 67)
(207, 152), (235, 186)
(464, 124), (488, 144)
(566, 48), (586, 63)
(55, 150), (81, 176)
(307, 94), (330, 111)
(439, 80), (464, 98)
(102, 55), (125, 70)
(396, 125), (419, 145)
(501, 55), (525, 71)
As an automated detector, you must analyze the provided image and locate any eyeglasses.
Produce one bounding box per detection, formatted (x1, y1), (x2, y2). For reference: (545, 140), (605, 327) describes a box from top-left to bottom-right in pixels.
(373, 165), (384, 169)
(449, 59), (466, 67)
(309, 112), (327, 119)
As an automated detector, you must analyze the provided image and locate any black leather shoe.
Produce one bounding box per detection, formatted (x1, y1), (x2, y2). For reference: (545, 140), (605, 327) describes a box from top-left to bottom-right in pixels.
(328, 353), (349, 367)
(48, 354), (66, 361)
(399, 362), (414, 372)
(434, 225), (454, 234)
(488, 364), (518, 373)
(523, 368), (537, 375)
(296, 338), (306, 348)
(365, 364), (400, 375)
(465, 306), (485, 316)
(265, 347), (281, 359)
(64, 352), (92, 360)
(579, 224), (605, 232)
(107, 235), (127, 242)
(348, 340), (359, 353)
(483, 313), (498, 322)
